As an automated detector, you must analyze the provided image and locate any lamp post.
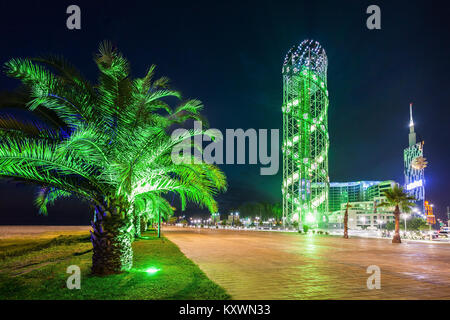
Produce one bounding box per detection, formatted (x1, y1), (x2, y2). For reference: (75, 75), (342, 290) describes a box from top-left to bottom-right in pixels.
(430, 204), (435, 241)
(158, 210), (161, 238)
(401, 213), (408, 233)
(447, 206), (450, 228)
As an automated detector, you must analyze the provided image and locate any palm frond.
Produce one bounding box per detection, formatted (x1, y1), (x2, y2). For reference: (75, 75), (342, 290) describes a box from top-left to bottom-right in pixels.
(56, 124), (109, 166)
(31, 55), (96, 99)
(4, 58), (98, 127)
(0, 114), (58, 139)
(0, 136), (103, 194)
(35, 187), (72, 215)
(135, 193), (174, 221)
(2, 42), (227, 222)
(380, 184), (417, 213)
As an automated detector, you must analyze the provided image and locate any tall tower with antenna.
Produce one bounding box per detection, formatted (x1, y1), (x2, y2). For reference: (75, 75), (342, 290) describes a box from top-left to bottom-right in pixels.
(408, 103), (416, 146)
(281, 40), (329, 227)
(404, 103), (426, 211)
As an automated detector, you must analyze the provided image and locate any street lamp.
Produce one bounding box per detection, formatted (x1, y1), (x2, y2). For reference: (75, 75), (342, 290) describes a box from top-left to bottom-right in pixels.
(429, 204), (435, 241)
(158, 209), (161, 238)
(447, 206), (450, 228)
(401, 213), (408, 233)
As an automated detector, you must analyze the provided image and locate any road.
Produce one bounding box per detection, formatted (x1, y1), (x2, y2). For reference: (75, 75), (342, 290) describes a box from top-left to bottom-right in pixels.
(164, 226), (450, 300)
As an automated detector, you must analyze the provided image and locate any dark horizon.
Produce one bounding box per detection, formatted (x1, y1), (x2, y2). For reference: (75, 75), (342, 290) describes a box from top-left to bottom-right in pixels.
(0, 0), (449, 225)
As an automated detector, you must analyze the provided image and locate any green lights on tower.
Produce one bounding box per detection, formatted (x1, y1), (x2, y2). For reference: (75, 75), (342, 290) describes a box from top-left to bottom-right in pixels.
(282, 40), (330, 227)
(404, 103), (426, 211)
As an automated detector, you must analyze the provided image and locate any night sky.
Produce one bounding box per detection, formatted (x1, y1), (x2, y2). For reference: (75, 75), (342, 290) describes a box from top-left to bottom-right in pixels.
(0, 0), (449, 224)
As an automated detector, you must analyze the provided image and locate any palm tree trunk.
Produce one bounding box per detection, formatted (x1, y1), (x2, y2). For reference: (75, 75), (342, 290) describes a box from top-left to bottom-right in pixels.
(134, 213), (141, 239)
(140, 216), (147, 234)
(343, 202), (349, 239)
(90, 200), (133, 275)
(392, 205), (401, 243)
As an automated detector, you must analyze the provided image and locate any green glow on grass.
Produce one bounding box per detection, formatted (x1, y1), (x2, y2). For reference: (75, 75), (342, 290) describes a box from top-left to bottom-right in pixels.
(145, 267), (161, 275)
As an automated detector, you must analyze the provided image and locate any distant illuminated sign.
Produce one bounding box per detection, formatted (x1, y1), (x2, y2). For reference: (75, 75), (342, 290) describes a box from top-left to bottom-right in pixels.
(406, 179), (423, 190)
(424, 201), (436, 225)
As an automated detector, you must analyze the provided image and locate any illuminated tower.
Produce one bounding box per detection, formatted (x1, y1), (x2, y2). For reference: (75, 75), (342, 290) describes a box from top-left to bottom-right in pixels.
(281, 40), (329, 227)
(404, 103), (426, 211)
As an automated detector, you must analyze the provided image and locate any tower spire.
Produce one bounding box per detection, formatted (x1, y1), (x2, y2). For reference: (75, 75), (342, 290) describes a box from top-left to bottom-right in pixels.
(408, 103), (416, 147)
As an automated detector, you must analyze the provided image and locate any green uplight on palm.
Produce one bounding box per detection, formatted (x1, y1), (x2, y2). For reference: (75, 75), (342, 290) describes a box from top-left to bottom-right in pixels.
(0, 41), (227, 275)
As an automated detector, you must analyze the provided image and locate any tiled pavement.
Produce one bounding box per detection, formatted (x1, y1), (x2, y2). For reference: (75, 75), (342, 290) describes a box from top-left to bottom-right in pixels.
(164, 227), (450, 300)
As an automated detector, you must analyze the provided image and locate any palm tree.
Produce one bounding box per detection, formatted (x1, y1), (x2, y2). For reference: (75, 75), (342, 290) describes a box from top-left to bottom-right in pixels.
(271, 202), (282, 223)
(343, 201), (351, 239)
(0, 42), (227, 274)
(378, 185), (415, 243)
(134, 192), (175, 238)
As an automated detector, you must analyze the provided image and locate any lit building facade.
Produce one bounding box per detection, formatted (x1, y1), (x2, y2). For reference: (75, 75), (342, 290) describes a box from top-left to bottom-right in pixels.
(328, 197), (396, 229)
(366, 181), (396, 200)
(282, 40), (329, 227)
(329, 181), (379, 212)
(328, 181), (398, 229)
(328, 180), (395, 212)
(404, 103), (426, 211)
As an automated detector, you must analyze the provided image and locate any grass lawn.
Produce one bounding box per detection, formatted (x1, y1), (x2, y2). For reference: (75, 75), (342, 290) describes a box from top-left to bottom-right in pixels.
(0, 231), (230, 300)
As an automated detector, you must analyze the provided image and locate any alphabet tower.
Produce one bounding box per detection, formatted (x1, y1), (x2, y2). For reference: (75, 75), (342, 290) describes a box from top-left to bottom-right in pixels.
(282, 40), (329, 227)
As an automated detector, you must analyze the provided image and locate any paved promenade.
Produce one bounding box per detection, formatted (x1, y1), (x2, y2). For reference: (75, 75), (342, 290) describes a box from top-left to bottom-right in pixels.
(164, 227), (450, 300)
